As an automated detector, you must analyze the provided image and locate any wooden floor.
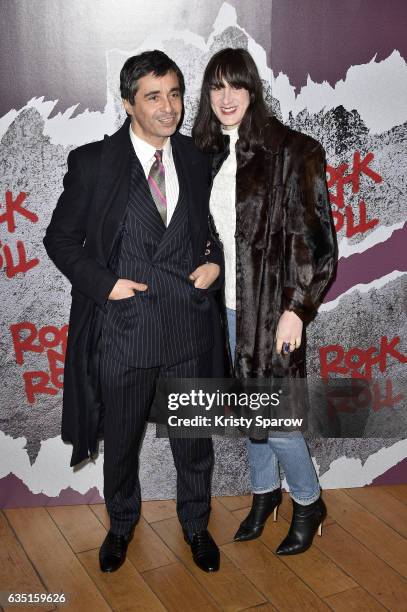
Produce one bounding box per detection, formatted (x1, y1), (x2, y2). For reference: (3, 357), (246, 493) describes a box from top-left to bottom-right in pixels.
(1, 485), (407, 611)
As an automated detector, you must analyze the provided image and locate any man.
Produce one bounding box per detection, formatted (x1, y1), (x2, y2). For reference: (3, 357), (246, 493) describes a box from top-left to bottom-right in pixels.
(44, 50), (222, 573)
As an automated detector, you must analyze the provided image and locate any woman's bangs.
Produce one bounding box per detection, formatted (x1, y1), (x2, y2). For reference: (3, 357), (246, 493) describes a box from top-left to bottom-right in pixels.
(209, 60), (253, 91)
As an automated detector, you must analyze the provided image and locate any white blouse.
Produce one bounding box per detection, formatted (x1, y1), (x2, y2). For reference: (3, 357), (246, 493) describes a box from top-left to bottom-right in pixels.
(209, 126), (239, 310)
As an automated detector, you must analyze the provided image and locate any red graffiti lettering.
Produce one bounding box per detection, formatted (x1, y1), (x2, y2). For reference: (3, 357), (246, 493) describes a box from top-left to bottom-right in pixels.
(10, 322), (43, 365)
(326, 152), (382, 237)
(320, 337), (406, 414)
(0, 191), (40, 277)
(326, 162), (349, 209)
(320, 336), (406, 379)
(47, 349), (65, 389)
(23, 371), (58, 404)
(0, 240), (39, 277)
(332, 202), (379, 238)
(10, 322), (68, 403)
(0, 191), (38, 233)
(350, 152), (382, 193)
(326, 379), (403, 418)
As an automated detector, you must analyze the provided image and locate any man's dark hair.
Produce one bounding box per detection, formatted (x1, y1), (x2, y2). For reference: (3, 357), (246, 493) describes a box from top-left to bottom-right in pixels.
(192, 48), (267, 153)
(120, 50), (185, 104)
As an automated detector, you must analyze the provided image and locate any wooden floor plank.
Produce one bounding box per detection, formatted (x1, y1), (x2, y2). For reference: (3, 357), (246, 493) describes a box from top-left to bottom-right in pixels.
(241, 604), (277, 611)
(4, 508), (111, 611)
(315, 522), (407, 611)
(217, 496), (252, 512)
(324, 586), (387, 611)
(47, 505), (107, 553)
(78, 548), (165, 611)
(0, 511), (54, 612)
(382, 484), (407, 505)
(207, 499), (241, 546)
(323, 489), (407, 578)
(151, 517), (266, 611)
(141, 500), (177, 524)
(4, 490), (407, 612)
(142, 562), (219, 611)
(344, 486), (407, 539)
(232, 507), (356, 599)
(90, 504), (176, 572)
(222, 539), (330, 611)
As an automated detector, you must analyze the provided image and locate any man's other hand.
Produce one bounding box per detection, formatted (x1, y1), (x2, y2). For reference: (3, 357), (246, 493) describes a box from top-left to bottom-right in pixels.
(108, 278), (148, 300)
(189, 263), (220, 289)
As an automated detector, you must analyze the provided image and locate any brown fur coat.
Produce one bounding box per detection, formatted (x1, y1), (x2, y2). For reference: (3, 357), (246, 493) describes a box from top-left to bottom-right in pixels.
(211, 116), (337, 379)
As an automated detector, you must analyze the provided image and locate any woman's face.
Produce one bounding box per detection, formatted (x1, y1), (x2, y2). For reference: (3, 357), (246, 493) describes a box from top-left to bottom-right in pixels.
(209, 79), (250, 130)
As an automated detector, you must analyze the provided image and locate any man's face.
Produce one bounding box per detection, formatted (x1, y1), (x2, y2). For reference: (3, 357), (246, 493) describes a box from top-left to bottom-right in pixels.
(123, 70), (183, 147)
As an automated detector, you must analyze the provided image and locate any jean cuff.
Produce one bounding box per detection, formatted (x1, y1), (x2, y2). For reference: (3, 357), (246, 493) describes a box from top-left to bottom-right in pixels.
(289, 490), (320, 505)
(252, 484), (281, 494)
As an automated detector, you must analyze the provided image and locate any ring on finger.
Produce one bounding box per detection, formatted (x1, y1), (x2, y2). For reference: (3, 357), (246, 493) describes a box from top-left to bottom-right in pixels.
(282, 341), (290, 354)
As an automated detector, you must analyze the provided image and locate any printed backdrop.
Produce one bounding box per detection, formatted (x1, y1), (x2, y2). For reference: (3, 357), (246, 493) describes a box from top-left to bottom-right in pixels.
(0, 0), (406, 506)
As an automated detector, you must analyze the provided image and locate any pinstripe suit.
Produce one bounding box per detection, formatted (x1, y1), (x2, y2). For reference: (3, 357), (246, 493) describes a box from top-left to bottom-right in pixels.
(100, 147), (215, 536)
(102, 151), (213, 368)
(44, 115), (224, 518)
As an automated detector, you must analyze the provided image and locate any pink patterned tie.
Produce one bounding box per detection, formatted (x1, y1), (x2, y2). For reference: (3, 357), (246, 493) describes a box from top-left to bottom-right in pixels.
(148, 150), (167, 225)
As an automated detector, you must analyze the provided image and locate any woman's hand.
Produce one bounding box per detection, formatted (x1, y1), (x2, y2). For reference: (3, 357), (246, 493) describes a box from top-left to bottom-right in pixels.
(275, 310), (303, 354)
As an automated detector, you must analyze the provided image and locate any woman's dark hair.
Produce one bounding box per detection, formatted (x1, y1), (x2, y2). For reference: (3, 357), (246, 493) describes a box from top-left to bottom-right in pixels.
(192, 48), (267, 153)
(120, 50), (185, 104)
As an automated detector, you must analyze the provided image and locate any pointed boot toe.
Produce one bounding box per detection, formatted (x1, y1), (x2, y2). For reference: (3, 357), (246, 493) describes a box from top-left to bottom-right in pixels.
(276, 497), (326, 555)
(234, 489), (282, 542)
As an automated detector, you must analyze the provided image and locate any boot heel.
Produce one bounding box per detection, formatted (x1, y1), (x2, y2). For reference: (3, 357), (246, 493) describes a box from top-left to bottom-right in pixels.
(273, 506), (278, 522)
(317, 523), (322, 536)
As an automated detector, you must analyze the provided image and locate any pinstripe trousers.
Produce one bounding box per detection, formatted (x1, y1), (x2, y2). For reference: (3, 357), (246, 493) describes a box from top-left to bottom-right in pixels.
(100, 349), (213, 537)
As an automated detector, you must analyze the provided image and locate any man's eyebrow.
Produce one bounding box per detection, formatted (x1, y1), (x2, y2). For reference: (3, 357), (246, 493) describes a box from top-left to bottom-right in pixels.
(144, 87), (181, 98)
(144, 90), (160, 98)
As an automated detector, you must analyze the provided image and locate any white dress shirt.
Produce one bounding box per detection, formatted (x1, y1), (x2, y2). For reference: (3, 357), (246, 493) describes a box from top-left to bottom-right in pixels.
(129, 125), (179, 226)
(209, 126), (239, 310)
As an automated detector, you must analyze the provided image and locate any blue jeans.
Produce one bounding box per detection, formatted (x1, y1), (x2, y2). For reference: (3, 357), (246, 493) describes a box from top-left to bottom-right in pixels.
(227, 308), (320, 505)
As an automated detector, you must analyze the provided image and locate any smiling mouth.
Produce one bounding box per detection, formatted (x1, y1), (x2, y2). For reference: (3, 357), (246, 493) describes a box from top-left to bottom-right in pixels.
(220, 106), (238, 114)
(158, 116), (176, 124)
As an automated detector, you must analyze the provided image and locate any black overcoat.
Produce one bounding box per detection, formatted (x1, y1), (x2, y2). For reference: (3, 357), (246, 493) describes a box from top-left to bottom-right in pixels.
(44, 118), (222, 466)
(212, 116), (337, 380)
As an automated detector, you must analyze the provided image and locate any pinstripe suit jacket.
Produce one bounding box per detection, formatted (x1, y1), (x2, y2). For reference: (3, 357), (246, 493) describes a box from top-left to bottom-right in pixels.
(44, 117), (224, 466)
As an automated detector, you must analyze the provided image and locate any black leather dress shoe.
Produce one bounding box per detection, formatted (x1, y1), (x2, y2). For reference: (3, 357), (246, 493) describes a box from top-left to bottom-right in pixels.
(183, 529), (220, 572)
(234, 488), (282, 542)
(276, 497), (327, 555)
(99, 531), (130, 572)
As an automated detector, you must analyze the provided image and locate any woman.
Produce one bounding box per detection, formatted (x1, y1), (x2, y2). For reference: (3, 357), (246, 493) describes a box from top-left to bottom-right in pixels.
(193, 48), (336, 554)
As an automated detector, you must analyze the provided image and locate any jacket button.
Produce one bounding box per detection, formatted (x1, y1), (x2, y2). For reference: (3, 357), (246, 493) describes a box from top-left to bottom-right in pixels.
(206, 241), (211, 246)
(205, 249), (210, 255)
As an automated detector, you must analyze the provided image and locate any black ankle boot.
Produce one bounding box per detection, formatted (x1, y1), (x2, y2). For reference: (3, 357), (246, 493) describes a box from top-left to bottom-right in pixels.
(234, 489), (282, 542)
(276, 497), (326, 555)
